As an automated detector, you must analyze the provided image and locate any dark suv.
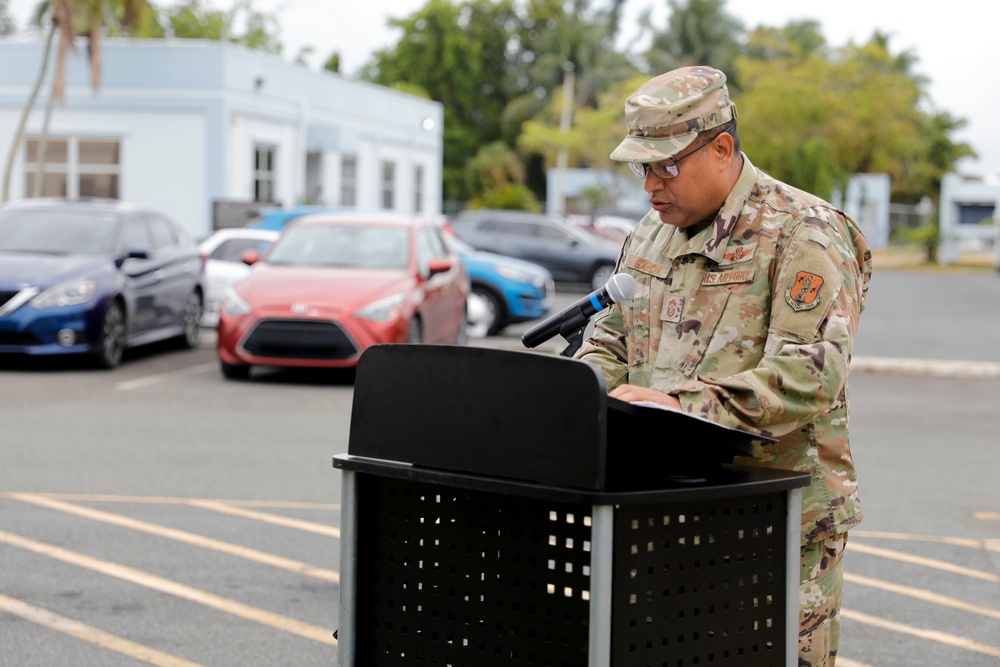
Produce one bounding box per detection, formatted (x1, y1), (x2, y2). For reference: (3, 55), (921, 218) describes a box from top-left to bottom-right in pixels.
(448, 209), (620, 290)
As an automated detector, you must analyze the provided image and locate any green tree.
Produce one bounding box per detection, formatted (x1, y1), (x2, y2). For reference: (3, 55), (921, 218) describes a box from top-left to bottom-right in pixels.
(322, 51), (340, 74)
(518, 72), (646, 169)
(0, 0), (17, 34)
(2, 0), (160, 201)
(465, 141), (541, 211)
(741, 20), (827, 65)
(643, 0), (744, 78)
(503, 0), (634, 197)
(164, 0), (282, 54)
(734, 29), (973, 202)
(360, 0), (521, 202)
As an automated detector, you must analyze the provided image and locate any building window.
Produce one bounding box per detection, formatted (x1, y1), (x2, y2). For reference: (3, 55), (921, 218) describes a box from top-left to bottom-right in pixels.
(341, 156), (356, 207)
(414, 165), (424, 214)
(382, 161), (395, 210)
(24, 137), (120, 198)
(253, 145), (276, 203)
(957, 204), (995, 225)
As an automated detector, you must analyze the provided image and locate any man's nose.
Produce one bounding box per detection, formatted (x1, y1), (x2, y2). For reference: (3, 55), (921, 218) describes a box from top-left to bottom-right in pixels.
(644, 172), (665, 193)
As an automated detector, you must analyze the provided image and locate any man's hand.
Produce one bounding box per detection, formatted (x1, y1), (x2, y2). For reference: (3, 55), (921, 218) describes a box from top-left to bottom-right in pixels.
(609, 384), (682, 410)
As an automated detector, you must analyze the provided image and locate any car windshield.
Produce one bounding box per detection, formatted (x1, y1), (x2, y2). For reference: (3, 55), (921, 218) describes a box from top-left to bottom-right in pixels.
(0, 209), (120, 255)
(266, 224), (410, 269)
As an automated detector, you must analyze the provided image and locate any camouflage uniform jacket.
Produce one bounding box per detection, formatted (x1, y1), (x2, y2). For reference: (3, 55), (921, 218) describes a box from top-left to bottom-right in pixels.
(576, 155), (873, 545)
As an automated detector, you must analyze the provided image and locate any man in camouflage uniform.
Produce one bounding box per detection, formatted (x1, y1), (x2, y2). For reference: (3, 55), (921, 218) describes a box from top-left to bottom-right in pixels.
(575, 66), (872, 666)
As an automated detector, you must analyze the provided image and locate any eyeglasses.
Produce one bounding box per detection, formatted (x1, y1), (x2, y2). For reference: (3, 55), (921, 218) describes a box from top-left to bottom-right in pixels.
(628, 134), (718, 180)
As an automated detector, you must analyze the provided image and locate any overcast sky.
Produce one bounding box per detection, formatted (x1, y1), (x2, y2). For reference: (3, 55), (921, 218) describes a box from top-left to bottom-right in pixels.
(7, 0), (999, 179)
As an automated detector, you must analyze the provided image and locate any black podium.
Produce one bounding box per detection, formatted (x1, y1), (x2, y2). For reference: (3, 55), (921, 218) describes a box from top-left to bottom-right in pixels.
(333, 345), (809, 666)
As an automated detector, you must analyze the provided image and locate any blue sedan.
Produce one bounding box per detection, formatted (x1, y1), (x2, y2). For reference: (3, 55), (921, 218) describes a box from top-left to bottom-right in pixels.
(0, 198), (205, 368)
(445, 235), (553, 336)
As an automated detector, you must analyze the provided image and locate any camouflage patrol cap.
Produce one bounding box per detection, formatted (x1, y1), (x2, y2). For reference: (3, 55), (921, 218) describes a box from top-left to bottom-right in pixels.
(610, 66), (737, 163)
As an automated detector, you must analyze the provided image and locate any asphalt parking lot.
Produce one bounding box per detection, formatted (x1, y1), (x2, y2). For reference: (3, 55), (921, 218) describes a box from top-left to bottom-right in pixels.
(1, 262), (998, 666)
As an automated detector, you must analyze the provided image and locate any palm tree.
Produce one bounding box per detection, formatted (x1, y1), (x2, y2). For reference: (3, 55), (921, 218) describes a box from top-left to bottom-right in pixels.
(2, 0), (159, 202)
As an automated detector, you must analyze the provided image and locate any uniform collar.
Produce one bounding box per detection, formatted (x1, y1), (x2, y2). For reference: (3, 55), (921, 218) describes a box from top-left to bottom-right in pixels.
(662, 154), (757, 262)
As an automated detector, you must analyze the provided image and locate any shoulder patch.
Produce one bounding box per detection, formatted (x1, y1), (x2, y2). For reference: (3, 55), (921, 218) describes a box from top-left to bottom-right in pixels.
(771, 234), (843, 341)
(784, 271), (824, 311)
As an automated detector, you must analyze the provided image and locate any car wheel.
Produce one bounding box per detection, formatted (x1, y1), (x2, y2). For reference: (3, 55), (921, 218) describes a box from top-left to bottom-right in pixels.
(93, 300), (126, 369)
(472, 286), (505, 336)
(221, 361), (251, 380)
(590, 263), (616, 291)
(407, 317), (422, 344)
(177, 290), (203, 349)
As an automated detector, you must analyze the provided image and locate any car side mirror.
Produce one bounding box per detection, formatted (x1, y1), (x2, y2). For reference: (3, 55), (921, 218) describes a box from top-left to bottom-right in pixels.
(426, 257), (452, 277)
(241, 250), (260, 266)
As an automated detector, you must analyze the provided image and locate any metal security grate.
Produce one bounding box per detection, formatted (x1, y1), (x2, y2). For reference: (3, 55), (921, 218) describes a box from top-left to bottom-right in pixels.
(354, 475), (593, 666)
(611, 492), (789, 666)
(347, 470), (793, 667)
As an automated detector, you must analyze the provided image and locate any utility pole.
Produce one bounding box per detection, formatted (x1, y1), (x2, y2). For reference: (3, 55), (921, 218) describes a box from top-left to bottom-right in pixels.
(551, 61), (575, 216)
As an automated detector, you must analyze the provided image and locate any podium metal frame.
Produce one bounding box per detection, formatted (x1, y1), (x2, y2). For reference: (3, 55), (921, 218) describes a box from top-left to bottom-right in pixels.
(334, 345), (809, 666)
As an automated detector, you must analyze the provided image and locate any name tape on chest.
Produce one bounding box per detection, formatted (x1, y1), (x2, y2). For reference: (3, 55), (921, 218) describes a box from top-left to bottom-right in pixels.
(701, 267), (756, 286)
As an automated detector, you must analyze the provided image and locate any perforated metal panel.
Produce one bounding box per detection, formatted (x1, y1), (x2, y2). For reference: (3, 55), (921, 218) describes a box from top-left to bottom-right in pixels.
(611, 492), (789, 666)
(349, 474), (790, 666)
(354, 475), (594, 666)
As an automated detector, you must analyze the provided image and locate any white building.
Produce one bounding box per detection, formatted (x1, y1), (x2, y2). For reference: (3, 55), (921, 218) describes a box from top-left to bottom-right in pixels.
(0, 38), (444, 238)
(938, 172), (1000, 266)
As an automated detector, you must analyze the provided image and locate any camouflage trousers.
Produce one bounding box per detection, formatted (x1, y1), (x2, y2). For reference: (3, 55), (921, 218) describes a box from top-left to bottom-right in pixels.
(798, 533), (848, 667)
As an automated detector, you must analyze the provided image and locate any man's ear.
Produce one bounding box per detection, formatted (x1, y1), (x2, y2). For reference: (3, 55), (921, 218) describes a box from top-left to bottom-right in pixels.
(713, 131), (735, 162)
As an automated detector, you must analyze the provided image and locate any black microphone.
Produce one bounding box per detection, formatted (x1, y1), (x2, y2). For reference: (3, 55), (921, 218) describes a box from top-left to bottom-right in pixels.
(521, 272), (637, 348)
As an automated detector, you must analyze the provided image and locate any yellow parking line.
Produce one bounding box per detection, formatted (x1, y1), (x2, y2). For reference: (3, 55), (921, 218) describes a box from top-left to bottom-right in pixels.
(0, 530), (336, 645)
(849, 543), (999, 582)
(115, 363), (216, 391)
(845, 573), (1000, 621)
(836, 659), (873, 667)
(851, 530), (1000, 552)
(841, 609), (1000, 657)
(3, 492), (339, 511)
(0, 593), (205, 666)
(188, 500), (340, 538)
(6, 493), (339, 584)
(974, 511), (1000, 521)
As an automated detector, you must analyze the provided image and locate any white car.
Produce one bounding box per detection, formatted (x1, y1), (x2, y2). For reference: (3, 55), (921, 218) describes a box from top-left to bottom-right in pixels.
(197, 228), (279, 327)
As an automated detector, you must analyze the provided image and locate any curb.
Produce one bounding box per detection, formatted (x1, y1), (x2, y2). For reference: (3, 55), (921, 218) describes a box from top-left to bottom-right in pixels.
(849, 356), (1000, 379)
(471, 340), (1000, 380)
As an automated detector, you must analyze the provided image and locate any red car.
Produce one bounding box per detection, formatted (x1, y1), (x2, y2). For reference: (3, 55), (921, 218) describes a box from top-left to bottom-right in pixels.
(216, 213), (470, 379)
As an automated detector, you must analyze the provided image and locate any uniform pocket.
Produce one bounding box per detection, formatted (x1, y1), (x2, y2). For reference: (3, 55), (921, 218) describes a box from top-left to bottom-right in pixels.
(654, 288), (731, 377)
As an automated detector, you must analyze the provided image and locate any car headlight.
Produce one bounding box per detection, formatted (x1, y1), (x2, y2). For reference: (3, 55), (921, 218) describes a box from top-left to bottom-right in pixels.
(221, 287), (252, 316)
(495, 265), (537, 283)
(354, 293), (405, 322)
(30, 279), (96, 308)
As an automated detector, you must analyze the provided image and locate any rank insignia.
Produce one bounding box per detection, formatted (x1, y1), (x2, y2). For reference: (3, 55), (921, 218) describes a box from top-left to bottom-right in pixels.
(661, 294), (684, 323)
(784, 271), (824, 311)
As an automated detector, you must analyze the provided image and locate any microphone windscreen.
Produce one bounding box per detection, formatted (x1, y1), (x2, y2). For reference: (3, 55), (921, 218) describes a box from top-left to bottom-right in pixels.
(606, 273), (637, 303)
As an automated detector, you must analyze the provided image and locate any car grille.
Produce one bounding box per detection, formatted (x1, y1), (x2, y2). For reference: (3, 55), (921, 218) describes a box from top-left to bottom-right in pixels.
(240, 319), (359, 360)
(0, 332), (41, 346)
